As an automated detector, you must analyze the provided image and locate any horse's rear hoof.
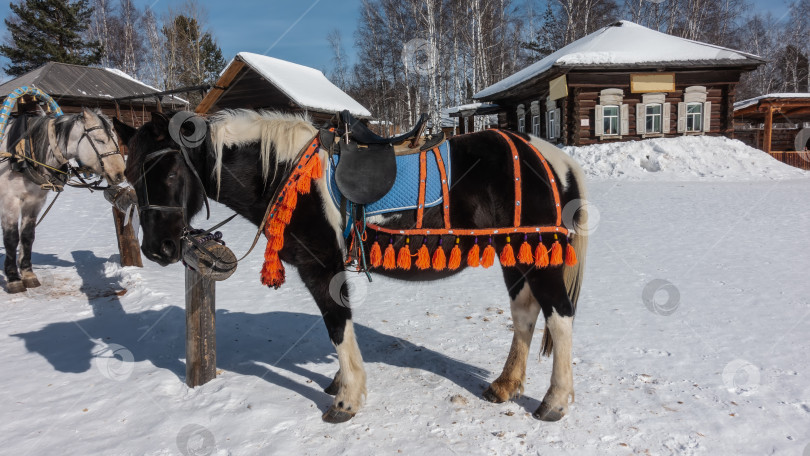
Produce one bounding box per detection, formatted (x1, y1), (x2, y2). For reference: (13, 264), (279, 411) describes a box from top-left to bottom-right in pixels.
(324, 378), (339, 395)
(22, 277), (41, 288)
(322, 406), (354, 423)
(482, 387), (506, 403)
(533, 401), (565, 421)
(7, 281), (26, 294)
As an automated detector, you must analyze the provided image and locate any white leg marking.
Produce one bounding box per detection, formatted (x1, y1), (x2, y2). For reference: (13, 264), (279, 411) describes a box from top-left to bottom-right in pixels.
(333, 320), (366, 413)
(543, 310), (575, 411)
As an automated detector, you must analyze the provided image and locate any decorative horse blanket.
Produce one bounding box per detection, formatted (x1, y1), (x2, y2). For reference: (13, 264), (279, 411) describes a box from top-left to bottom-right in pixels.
(325, 142), (451, 216)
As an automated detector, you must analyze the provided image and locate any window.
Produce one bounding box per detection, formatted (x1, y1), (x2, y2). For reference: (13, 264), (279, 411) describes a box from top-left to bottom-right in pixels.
(532, 115), (540, 136)
(546, 111), (555, 138)
(645, 104), (662, 134)
(518, 117), (525, 133)
(603, 105), (619, 136)
(686, 102), (703, 132)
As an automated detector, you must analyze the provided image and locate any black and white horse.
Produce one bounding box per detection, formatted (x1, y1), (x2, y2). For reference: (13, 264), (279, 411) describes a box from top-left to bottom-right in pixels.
(118, 109), (588, 423)
(0, 109), (125, 293)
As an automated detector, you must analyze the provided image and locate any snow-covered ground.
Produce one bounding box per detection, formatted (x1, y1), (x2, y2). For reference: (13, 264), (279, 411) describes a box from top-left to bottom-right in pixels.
(2, 137), (810, 455)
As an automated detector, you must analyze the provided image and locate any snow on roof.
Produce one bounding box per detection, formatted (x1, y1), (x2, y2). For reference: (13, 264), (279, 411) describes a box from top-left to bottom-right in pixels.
(444, 102), (498, 114)
(475, 20), (763, 99)
(237, 52), (371, 117)
(103, 68), (188, 104)
(734, 93), (810, 111)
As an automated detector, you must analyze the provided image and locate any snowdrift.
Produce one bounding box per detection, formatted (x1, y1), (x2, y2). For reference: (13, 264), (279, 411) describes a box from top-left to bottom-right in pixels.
(562, 135), (808, 181)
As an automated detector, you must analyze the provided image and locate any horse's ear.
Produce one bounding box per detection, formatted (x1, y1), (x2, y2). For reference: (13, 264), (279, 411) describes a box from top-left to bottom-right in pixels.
(82, 107), (100, 126)
(113, 117), (136, 146)
(150, 111), (169, 130)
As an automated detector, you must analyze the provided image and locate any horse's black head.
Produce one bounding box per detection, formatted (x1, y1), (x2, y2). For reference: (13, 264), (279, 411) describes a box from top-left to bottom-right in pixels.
(125, 111), (207, 266)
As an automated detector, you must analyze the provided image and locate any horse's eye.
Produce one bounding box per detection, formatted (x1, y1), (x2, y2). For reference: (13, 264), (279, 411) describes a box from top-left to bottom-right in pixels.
(168, 172), (177, 178)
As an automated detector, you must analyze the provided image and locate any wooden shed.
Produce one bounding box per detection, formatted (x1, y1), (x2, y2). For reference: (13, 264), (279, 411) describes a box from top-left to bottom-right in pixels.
(196, 52), (371, 123)
(733, 93), (810, 169)
(474, 21), (765, 146)
(0, 62), (186, 127)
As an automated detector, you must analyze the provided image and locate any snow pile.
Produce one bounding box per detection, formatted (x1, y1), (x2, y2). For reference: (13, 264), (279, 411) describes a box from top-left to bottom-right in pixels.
(562, 135), (808, 181)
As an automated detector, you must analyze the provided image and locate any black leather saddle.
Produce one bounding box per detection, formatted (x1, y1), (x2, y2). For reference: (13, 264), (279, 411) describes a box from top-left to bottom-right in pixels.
(333, 110), (429, 205)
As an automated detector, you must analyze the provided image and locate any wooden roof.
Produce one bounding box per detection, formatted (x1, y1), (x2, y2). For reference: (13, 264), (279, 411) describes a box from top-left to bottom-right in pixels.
(0, 62), (181, 106)
(734, 94), (810, 121)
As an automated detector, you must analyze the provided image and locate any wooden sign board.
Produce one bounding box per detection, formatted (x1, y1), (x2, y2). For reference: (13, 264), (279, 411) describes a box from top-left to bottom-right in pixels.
(549, 75), (568, 101)
(631, 73), (676, 93)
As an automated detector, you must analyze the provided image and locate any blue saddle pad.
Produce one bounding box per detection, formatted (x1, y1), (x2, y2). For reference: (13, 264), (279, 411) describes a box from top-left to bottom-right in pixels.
(327, 141), (451, 216)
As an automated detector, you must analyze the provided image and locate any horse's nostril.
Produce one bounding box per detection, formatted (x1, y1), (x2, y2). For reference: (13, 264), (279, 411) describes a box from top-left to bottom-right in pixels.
(160, 240), (177, 259)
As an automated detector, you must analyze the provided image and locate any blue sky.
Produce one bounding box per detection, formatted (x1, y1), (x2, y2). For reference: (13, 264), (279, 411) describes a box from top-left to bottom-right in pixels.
(0, 0), (796, 80)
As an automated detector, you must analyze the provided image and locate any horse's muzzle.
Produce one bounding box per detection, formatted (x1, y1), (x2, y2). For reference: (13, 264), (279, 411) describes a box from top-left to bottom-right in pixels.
(143, 239), (181, 266)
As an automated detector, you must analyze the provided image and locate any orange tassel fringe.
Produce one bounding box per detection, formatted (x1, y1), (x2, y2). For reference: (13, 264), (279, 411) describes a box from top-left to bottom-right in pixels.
(499, 236), (516, 267)
(481, 242), (496, 268)
(416, 242), (431, 270)
(397, 239), (412, 269)
(550, 240), (563, 266)
(383, 241), (396, 270)
(261, 139), (323, 288)
(448, 239), (462, 270)
(518, 237), (533, 264)
(565, 243), (577, 266)
(370, 241), (382, 267)
(535, 242), (549, 268)
(432, 245), (446, 270)
(467, 243), (480, 267)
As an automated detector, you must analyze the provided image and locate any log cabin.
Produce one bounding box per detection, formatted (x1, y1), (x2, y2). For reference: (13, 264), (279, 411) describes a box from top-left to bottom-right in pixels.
(473, 21), (765, 146)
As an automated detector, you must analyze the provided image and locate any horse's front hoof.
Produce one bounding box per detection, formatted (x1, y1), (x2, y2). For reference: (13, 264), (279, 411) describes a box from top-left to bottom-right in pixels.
(482, 386), (506, 403)
(22, 277), (41, 288)
(324, 378), (339, 395)
(322, 406), (355, 423)
(533, 401), (565, 421)
(7, 281), (26, 293)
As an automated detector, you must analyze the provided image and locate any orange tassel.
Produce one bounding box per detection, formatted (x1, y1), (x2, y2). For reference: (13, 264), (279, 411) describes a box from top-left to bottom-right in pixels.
(535, 242), (549, 268)
(282, 187), (297, 208)
(481, 243), (496, 268)
(499, 236), (516, 267)
(467, 242), (480, 267)
(415, 242), (430, 270)
(448, 239), (462, 270)
(270, 234), (284, 251)
(297, 173), (311, 194)
(261, 250), (285, 288)
(550, 240), (563, 266)
(565, 243), (577, 266)
(397, 239), (412, 269)
(370, 241), (382, 267)
(383, 241), (396, 270)
(518, 237), (533, 264)
(432, 245), (446, 270)
(276, 207), (293, 224)
(308, 152), (323, 179)
(267, 219), (284, 237)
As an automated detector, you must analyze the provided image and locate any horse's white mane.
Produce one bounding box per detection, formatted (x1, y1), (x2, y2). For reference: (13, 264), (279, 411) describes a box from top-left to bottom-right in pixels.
(208, 109), (317, 193)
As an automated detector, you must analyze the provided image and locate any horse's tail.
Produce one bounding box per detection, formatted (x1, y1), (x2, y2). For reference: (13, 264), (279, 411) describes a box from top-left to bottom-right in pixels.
(528, 137), (588, 357)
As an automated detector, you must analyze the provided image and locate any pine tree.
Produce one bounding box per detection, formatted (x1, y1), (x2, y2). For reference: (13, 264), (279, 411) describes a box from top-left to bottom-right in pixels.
(0, 0), (103, 76)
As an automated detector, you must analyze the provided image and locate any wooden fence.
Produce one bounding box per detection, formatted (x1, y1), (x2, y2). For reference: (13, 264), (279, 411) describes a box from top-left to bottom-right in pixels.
(767, 151), (810, 170)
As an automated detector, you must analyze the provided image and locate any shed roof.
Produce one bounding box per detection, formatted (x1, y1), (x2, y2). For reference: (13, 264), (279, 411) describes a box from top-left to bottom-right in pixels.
(734, 93), (810, 111)
(199, 52), (371, 117)
(475, 20), (764, 100)
(0, 62), (182, 104)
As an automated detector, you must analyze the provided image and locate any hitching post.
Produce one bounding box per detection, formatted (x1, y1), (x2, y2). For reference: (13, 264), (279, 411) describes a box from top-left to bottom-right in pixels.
(181, 235), (237, 387)
(104, 187), (143, 267)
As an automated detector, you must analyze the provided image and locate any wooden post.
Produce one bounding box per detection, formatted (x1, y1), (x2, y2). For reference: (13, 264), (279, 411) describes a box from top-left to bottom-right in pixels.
(763, 104), (774, 153)
(105, 187), (143, 267)
(112, 207), (143, 267)
(185, 266), (217, 387)
(181, 237), (237, 387)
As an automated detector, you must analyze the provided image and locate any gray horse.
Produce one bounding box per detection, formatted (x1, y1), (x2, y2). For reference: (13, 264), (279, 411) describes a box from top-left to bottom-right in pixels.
(0, 108), (126, 293)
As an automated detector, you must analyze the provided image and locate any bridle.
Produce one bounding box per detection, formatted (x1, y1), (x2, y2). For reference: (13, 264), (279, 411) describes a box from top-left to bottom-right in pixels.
(75, 124), (121, 179)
